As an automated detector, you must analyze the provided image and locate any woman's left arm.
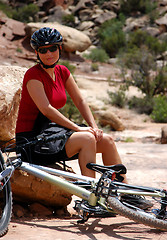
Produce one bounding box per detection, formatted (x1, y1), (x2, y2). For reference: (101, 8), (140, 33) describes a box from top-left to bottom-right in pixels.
(65, 74), (103, 141)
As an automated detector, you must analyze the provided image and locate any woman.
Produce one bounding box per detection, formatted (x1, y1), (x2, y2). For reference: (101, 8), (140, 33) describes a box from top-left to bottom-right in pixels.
(15, 27), (125, 179)
(15, 27), (152, 209)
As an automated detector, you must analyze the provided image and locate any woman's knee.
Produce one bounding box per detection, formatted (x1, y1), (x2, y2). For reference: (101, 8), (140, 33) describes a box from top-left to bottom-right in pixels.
(97, 133), (115, 152)
(81, 132), (96, 146)
(102, 134), (114, 145)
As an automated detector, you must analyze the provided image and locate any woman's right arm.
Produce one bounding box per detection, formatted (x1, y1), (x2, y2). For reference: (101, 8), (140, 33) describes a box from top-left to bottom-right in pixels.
(26, 79), (95, 135)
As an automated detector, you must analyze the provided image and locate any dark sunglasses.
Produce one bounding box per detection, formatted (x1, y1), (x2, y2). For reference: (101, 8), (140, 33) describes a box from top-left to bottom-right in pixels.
(38, 45), (59, 54)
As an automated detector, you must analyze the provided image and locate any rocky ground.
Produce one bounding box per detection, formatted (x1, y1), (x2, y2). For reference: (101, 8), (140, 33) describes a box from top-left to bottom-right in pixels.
(1, 43), (167, 239)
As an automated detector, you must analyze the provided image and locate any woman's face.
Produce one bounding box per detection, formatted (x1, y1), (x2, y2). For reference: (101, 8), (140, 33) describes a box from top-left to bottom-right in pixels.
(36, 44), (59, 66)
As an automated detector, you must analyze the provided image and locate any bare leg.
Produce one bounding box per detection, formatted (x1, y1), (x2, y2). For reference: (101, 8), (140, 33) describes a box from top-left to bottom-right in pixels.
(65, 132), (96, 177)
(96, 133), (128, 183)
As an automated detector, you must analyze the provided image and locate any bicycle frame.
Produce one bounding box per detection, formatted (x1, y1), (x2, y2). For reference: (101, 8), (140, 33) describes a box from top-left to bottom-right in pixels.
(2, 157), (165, 205)
(19, 162), (98, 206)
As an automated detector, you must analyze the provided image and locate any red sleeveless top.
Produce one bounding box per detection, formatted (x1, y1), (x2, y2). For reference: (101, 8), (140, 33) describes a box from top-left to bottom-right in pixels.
(16, 64), (70, 133)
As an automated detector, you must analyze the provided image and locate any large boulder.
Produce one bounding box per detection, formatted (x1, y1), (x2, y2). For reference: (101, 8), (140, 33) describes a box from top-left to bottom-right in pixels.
(10, 164), (72, 208)
(0, 66), (27, 141)
(95, 110), (125, 131)
(27, 22), (91, 52)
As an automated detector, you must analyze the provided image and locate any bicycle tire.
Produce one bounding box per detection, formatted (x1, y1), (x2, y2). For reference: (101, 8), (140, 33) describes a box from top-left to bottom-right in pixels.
(108, 196), (167, 231)
(0, 155), (12, 237)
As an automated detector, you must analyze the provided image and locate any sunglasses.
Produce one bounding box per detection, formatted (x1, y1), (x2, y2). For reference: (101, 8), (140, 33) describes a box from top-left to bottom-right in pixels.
(38, 45), (59, 54)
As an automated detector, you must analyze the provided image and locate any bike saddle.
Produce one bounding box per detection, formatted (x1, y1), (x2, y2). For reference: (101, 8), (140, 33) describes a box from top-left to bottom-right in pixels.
(86, 163), (127, 175)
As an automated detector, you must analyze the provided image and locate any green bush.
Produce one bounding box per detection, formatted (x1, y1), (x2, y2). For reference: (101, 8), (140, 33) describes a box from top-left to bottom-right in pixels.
(119, 0), (157, 15)
(108, 87), (127, 108)
(151, 95), (167, 123)
(91, 63), (99, 71)
(118, 44), (167, 98)
(128, 96), (154, 114)
(98, 19), (126, 57)
(12, 4), (39, 22)
(127, 30), (167, 55)
(0, 1), (13, 18)
(62, 14), (75, 27)
(84, 48), (109, 63)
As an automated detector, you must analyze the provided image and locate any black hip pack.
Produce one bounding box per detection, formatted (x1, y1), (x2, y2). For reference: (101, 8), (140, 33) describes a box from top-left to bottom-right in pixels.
(33, 112), (73, 156)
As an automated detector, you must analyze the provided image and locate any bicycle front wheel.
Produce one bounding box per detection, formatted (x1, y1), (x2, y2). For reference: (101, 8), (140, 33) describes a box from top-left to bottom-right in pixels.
(108, 196), (167, 231)
(0, 153), (12, 237)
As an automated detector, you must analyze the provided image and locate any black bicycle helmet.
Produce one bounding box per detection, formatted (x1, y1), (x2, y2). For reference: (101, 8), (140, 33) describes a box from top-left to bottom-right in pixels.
(30, 27), (63, 69)
(30, 27), (63, 50)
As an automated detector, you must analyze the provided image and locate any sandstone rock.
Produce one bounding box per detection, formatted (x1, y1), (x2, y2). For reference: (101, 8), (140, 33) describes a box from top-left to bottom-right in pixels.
(13, 204), (26, 218)
(29, 202), (53, 217)
(94, 11), (117, 25)
(0, 66), (27, 141)
(27, 22), (91, 52)
(156, 13), (167, 27)
(10, 164), (72, 208)
(0, 17), (26, 40)
(95, 110), (125, 131)
(161, 126), (167, 144)
(124, 15), (149, 32)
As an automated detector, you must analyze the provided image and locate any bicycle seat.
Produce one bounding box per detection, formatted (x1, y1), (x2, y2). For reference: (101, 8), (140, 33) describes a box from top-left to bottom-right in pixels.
(86, 163), (127, 175)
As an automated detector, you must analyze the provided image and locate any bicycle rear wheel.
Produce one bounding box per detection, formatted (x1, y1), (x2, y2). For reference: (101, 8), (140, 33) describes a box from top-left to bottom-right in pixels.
(108, 196), (167, 231)
(0, 153), (12, 237)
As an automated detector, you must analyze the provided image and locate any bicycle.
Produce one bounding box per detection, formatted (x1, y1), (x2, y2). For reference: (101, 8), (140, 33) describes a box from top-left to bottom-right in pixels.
(0, 132), (167, 237)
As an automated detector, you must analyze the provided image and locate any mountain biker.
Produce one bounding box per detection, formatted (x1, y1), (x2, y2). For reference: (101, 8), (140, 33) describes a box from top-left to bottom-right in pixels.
(15, 27), (151, 209)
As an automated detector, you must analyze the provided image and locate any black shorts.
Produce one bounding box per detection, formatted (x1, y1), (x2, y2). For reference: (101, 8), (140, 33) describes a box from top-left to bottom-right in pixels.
(16, 125), (78, 166)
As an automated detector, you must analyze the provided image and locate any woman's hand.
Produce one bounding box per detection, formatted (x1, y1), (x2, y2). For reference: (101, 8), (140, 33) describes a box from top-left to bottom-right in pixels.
(77, 126), (103, 142)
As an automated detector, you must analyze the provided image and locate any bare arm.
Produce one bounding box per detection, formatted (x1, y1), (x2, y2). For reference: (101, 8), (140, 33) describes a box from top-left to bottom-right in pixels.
(66, 74), (103, 141)
(26, 79), (96, 136)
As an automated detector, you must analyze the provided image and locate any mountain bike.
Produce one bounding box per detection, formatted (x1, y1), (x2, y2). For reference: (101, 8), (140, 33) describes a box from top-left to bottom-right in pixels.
(0, 132), (167, 236)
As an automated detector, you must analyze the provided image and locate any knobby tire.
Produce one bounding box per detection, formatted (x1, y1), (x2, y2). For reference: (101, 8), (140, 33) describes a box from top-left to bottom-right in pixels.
(108, 196), (167, 231)
(0, 156), (12, 237)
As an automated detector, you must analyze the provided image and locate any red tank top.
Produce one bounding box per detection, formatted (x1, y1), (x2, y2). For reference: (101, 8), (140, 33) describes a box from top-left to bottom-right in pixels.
(16, 64), (70, 133)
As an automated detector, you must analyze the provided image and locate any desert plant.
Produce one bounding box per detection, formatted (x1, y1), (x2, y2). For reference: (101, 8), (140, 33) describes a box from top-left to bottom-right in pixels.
(91, 63), (99, 71)
(0, 1), (13, 18)
(150, 95), (167, 123)
(84, 48), (109, 63)
(119, 0), (157, 15)
(62, 14), (75, 27)
(118, 44), (167, 99)
(12, 4), (39, 22)
(108, 85), (127, 108)
(128, 96), (154, 114)
(98, 18), (126, 57)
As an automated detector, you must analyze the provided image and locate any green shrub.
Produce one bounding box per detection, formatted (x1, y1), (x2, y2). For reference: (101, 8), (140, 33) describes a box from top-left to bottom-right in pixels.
(119, 0), (157, 15)
(108, 87), (127, 108)
(12, 4), (39, 22)
(127, 30), (167, 55)
(118, 45), (167, 98)
(151, 95), (167, 123)
(62, 14), (75, 27)
(0, 1), (13, 18)
(98, 19), (126, 57)
(91, 63), (99, 71)
(84, 48), (109, 63)
(128, 96), (154, 114)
